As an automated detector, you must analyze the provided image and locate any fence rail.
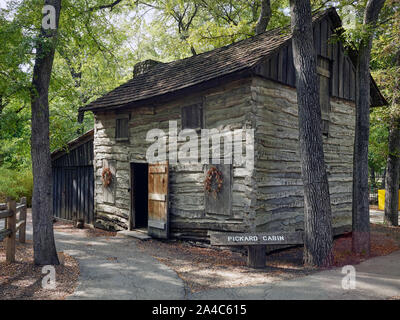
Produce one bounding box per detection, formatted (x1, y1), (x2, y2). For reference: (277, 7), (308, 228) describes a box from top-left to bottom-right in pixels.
(0, 197), (27, 263)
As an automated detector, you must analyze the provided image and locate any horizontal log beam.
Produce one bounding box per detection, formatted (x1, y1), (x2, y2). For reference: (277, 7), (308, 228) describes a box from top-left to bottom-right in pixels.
(16, 220), (25, 231)
(16, 204), (25, 211)
(0, 210), (12, 219)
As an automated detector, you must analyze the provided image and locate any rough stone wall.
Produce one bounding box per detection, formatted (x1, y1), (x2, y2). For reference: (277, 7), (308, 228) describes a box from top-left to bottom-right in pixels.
(93, 78), (257, 238)
(252, 76), (354, 235)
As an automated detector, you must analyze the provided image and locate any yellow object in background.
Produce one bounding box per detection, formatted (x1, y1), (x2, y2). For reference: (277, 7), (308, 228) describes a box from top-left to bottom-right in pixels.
(378, 189), (400, 210)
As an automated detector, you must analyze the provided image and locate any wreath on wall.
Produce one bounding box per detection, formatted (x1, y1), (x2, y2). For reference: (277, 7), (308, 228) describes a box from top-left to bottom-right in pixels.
(102, 167), (113, 187)
(204, 166), (223, 199)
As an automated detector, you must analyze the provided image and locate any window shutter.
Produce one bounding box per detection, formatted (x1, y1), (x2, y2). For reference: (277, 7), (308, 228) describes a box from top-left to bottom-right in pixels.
(181, 103), (203, 129)
(116, 117), (129, 141)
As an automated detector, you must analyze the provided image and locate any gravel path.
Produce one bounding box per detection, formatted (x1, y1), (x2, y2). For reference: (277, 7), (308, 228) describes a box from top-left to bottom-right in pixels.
(24, 215), (185, 300)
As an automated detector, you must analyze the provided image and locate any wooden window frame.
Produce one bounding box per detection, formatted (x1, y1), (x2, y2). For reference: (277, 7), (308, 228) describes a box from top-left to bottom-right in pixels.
(115, 114), (130, 142)
(181, 102), (204, 130)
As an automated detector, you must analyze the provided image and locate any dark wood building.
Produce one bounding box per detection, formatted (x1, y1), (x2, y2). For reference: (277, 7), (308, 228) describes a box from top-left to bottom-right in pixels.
(51, 130), (95, 225)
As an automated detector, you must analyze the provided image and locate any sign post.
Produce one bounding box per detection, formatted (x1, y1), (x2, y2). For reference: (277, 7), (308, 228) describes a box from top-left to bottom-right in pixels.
(209, 231), (304, 269)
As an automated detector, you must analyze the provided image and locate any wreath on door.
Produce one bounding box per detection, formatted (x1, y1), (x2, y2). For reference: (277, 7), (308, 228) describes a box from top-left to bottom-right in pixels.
(102, 167), (113, 187)
(204, 166), (223, 199)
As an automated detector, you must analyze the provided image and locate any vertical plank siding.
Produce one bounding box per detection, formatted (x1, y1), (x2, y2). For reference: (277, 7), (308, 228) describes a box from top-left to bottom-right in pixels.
(254, 16), (357, 104)
(52, 137), (94, 225)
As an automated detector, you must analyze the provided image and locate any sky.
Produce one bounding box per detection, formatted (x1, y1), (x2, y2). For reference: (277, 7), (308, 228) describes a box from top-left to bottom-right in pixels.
(0, 0), (7, 9)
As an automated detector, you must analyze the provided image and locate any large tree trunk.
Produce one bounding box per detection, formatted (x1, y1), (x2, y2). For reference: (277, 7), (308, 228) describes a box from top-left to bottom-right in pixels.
(255, 0), (271, 35)
(30, 0), (62, 265)
(384, 119), (400, 226)
(290, 0), (333, 267)
(384, 50), (400, 227)
(352, 0), (386, 255)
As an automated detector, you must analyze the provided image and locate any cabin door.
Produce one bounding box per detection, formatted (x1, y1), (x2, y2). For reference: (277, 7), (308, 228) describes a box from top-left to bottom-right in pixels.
(131, 163), (148, 229)
(147, 162), (169, 239)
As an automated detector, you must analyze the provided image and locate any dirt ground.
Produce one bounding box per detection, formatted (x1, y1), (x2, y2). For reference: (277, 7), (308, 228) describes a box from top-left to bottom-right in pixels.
(53, 219), (117, 237)
(0, 240), (79, 300)
(136, 223), (400, 293)
(1, 214), (399, 298)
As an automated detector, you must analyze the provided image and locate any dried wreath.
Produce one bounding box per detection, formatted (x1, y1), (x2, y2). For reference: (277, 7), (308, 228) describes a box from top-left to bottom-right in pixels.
(102, 167), (112, 187)
(204, 166), (223, 199)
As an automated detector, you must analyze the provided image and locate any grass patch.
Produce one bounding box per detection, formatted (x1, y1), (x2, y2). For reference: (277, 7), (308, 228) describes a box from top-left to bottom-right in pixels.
(0, 167), (33, 206)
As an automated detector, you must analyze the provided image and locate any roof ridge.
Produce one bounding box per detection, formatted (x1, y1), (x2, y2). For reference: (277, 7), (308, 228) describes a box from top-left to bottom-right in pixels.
(80, 7), (343, 112)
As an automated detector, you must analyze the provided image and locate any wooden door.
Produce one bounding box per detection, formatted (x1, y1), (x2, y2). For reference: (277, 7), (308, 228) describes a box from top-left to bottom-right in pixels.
(148, 162), (169, 239)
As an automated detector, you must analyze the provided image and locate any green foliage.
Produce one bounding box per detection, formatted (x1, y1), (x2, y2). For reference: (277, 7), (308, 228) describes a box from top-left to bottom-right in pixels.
(369, 107), (389, 174)
(368, 0), (400, 176)
(0, 0), (396, 194)
(0, 167), (33, 205)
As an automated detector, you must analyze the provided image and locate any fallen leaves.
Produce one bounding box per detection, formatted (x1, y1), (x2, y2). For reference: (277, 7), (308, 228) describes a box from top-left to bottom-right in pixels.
(0, 240), (79, 300)
(136, 223), (400, 293)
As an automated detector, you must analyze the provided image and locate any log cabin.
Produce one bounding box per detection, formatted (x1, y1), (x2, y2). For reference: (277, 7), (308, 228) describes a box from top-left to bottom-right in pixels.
(52, 8), (386, 241)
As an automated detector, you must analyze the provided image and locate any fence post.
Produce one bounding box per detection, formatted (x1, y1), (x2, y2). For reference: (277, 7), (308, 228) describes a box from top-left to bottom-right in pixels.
(19, 197), (27, 243)
(247, 245), (267, 269)
(6, 199), (16, 263)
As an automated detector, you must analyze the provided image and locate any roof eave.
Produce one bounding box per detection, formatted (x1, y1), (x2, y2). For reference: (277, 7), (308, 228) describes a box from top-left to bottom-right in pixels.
(79, 68), (254, 113)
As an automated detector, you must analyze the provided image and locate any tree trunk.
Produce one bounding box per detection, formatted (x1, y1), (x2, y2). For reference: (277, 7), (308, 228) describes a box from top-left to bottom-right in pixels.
(290, 0), (333, 267)
(30, 0), (62, 265)
(384, 50), (400, 227)
(382, 167), (386, 189)
(384, 119), (400, 226)
(370, 167), (376, 189)
(255, 0), (271, 35)
(352, 0), (386, 255)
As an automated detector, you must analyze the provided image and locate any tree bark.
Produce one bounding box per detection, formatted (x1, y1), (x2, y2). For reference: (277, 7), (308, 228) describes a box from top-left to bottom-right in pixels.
(30, 0), (62, 265)
(384, 50), (400, 226)
(370, 166), (376, 189)
(255, 0), (271, 35)
(382, 167), (386, 189)
(384, 119), (400, 226)
(290, 0), (333, 267)
(352, 0), (386, 255)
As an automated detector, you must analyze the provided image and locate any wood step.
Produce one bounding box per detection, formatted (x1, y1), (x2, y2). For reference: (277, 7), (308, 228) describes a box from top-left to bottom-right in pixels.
(118, 230), (151, 240)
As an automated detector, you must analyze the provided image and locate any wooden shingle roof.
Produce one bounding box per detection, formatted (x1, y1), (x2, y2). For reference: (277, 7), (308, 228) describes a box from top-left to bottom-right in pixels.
(80, 8), (386, 112)
(80, 27), (291, 112)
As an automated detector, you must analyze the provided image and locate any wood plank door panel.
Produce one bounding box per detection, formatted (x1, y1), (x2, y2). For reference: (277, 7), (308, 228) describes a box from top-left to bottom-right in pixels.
(148, 162), (169, 239)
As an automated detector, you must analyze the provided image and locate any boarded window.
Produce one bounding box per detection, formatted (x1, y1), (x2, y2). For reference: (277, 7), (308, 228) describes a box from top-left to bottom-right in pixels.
(181, 103), (203, 129)
(204, 164), (232, 216)
(116, 117), (129, 141)
(317, 56), (331, 136)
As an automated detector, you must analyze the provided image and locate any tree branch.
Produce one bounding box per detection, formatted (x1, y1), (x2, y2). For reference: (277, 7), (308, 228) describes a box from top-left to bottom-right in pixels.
(255, 0), (271, 35)
(87, 0), (124, 12)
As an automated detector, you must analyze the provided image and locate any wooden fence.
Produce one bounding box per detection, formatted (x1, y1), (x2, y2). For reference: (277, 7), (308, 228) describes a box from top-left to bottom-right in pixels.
(0, 197), (27, 263)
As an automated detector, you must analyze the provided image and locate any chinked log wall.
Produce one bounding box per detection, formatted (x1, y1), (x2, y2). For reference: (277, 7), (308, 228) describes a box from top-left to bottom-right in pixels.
(93, 78), (257, 237)
(93, 75), (354, 238)
(252, 77), (354, 235)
